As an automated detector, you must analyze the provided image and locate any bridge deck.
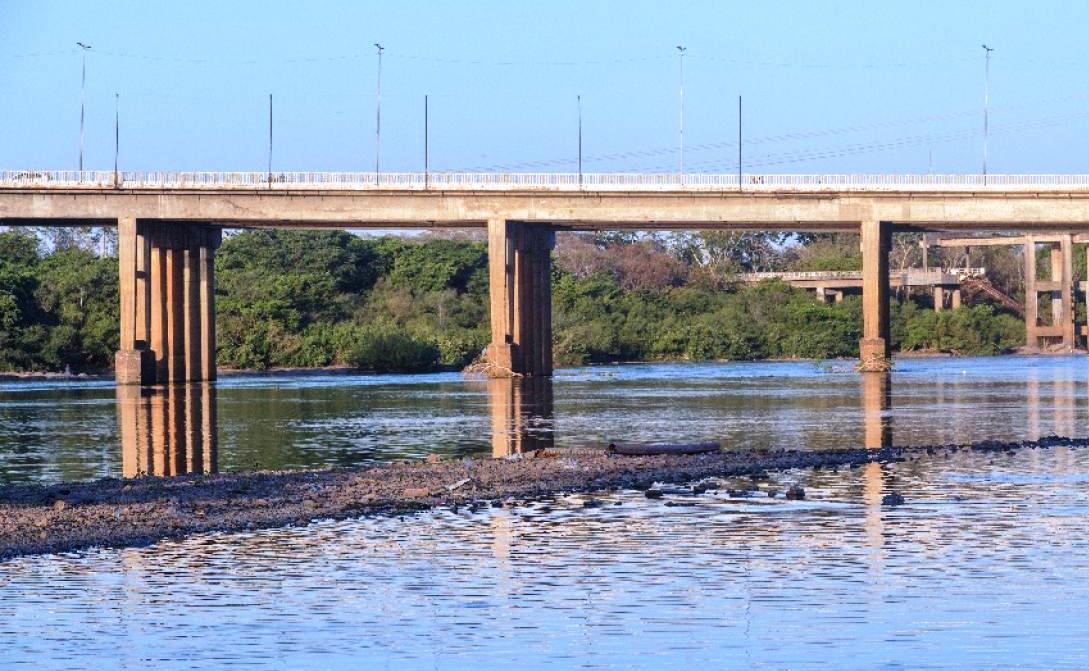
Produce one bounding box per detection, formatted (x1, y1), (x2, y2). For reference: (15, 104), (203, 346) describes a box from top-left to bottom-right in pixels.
(6, 172), (1089, 233)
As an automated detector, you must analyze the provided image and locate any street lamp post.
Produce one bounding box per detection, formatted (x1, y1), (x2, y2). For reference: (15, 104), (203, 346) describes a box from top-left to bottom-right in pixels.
(113, 93), (119, 187)
(577, 94), (583, 188)
(375, 43), (384, 186)
(77, 42), (92, 174)
(676, 45), (686, 181)
(268, 93), (273, 187)
(982, 44), (995, 184)
(424, 94), (429, 189)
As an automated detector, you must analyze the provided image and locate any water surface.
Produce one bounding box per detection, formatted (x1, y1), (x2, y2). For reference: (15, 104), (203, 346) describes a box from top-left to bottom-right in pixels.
(2, 446), (1088, 669)
(2, 356), (1089, 669)
(0, 356), (1086, 485)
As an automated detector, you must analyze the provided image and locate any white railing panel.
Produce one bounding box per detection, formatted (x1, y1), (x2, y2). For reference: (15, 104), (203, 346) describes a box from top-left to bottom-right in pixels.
(4, 170), (1089, 192)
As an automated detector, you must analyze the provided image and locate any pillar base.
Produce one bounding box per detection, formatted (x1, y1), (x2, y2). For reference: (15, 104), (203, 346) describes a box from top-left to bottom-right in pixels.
(858, 338), (891, 372)
(115, 349), (156, 386)
(484, 344), (518, 377)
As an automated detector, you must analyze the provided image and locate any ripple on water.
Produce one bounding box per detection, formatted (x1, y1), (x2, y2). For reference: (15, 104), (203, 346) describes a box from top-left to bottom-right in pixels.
(3, 447), (1089, 669)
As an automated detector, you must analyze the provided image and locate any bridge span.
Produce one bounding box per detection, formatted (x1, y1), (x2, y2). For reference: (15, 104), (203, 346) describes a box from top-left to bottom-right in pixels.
(5, 171), (1089, 382)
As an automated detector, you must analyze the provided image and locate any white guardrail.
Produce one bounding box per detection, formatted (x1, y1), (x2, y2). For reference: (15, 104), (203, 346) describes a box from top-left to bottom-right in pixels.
(4, 171), (1089, 192)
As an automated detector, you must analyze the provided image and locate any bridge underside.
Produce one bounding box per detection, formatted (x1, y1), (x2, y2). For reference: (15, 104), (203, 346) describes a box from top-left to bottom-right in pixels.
(6, 186), (1089, 381)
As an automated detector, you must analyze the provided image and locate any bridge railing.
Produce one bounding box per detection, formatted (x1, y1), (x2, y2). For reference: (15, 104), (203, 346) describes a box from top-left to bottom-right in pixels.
(4, 171), (1089, 191)
(739, 267), (987, 283)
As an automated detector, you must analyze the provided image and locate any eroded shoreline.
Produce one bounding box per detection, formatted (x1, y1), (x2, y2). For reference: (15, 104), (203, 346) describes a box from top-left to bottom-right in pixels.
(1, 436), (1083, 561)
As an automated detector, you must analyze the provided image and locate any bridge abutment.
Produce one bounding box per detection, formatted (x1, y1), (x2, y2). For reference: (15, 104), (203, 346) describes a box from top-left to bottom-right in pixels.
(115, 219), (221, 385)
(859, 220), (892, 370)
(486, 219), (555, 377)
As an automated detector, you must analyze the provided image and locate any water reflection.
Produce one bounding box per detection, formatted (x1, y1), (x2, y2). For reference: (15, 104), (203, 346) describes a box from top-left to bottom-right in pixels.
(7, 446), (1089, 670)
(4, 357), (1089, 485)
(116, 384), (217, 477)
(487, 377), (555, 456)
(861, 372), (892, 448)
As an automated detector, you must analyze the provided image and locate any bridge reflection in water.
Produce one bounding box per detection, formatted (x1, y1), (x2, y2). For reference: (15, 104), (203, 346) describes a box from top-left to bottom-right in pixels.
(116, 384), (217, 477)
(486, 378), (555, 457)
(862, 372), (893, 449)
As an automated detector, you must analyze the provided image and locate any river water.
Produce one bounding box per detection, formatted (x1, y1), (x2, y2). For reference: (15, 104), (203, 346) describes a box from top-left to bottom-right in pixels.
(2, 356), (1089, 668)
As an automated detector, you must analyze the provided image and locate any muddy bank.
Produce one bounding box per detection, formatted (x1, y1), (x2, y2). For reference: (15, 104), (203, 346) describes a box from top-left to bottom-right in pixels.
(1, 435), (1083, 560)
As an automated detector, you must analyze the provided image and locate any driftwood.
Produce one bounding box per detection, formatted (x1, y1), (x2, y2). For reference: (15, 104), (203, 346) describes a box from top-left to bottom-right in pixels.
(606, 441), (721, 456)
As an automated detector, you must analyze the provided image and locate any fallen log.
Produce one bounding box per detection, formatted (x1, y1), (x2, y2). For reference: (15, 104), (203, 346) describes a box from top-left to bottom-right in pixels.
(607, 441), (721, 456)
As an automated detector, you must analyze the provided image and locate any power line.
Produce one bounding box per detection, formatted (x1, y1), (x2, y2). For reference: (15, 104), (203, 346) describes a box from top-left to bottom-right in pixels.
(466, 96), (1089, 172)
(0, 46), (1051, 69)
(661, 111), (1089, 172)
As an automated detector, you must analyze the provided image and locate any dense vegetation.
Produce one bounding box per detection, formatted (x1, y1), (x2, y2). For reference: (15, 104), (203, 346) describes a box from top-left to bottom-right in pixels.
(0, 228), (1027, 374)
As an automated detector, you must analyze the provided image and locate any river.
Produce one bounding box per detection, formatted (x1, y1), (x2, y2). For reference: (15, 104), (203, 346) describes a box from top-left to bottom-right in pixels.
(1, 356), (1088, 668)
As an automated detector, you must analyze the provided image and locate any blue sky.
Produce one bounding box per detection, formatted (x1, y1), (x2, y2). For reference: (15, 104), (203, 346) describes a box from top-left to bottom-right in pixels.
(2, 0), (1088, 174)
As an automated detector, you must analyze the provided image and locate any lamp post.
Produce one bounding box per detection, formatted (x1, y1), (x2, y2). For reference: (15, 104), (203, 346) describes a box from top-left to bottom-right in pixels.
(676, 45), (686, 180)
(267, 94), (273, 187)
(374, 43), (384, 185)
(424, 94), (429, 188)
(77, 42), (92, 173)
(113, 93), (119, 187)
(577, 94), (583, 187)
(982, 44), (995, 184)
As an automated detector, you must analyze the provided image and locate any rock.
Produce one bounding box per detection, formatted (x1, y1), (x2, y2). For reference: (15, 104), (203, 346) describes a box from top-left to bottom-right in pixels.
(766, 489), (778, 498)
(785, 485), (805, 501)
(644, 489), (664, 499)
(303, 500), (320, 510)
(425, 453), (444, 464)
(445, 478), (471, 492)
(403, 488), (431, 498)
(52, 500), (66, 512)
(881, 492), (905, 507)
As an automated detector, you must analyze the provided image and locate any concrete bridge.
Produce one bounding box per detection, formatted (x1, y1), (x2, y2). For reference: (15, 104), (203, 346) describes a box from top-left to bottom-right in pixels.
(6, 170), (1089, 381)
(737, 268), (985, 309)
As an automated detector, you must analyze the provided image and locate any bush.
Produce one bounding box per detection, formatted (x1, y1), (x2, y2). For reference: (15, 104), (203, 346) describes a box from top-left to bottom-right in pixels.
(347, 330), (441, 373)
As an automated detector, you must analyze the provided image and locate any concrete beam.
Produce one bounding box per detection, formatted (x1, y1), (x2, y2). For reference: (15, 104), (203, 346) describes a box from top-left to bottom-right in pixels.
(9, 189), (1089, 231)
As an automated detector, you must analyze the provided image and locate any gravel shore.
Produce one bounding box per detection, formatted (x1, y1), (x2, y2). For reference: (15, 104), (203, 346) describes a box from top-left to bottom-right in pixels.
(1, 435), (1083, 560)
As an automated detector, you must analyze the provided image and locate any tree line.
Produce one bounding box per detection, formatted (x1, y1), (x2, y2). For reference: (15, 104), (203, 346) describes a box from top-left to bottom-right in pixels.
(0, 228), (1028, 374)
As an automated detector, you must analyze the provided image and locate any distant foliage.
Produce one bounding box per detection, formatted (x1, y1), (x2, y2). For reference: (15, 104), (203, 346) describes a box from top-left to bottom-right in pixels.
(0, 231), (118, 372)
(214, 231), (487, 373)
(893, 301), (1023, 354)
(0, 229), (1030, 374)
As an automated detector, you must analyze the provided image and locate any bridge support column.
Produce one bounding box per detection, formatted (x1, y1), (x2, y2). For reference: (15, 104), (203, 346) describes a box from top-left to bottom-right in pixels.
(1024, 235), (1074, 352)
(859, 220), (891, 370)
(932, 286), (945, 312)
(951, 288), (962, 309)
(486, 219), (555, 376)
(1055, 234), (1075, 350)
(115, 221), (221, 385)
(1025, 238), (1039, 351)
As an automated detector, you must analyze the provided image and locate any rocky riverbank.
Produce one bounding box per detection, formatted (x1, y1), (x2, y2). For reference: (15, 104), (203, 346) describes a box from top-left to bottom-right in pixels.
(1, 435), (1084, 560)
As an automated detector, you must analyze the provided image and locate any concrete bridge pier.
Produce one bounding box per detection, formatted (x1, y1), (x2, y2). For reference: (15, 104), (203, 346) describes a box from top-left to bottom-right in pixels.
(486, 219), (555, 376)
(115, 219), (221, 385)
(859, 220), (892, 370)
(1024, 234), (1075, 351)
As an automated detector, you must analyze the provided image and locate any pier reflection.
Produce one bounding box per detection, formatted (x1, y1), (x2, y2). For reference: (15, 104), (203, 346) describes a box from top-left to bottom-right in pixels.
(116, 384), (218, 477)
(487, 377), (555, 457)
(861, 372), (892, 449)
